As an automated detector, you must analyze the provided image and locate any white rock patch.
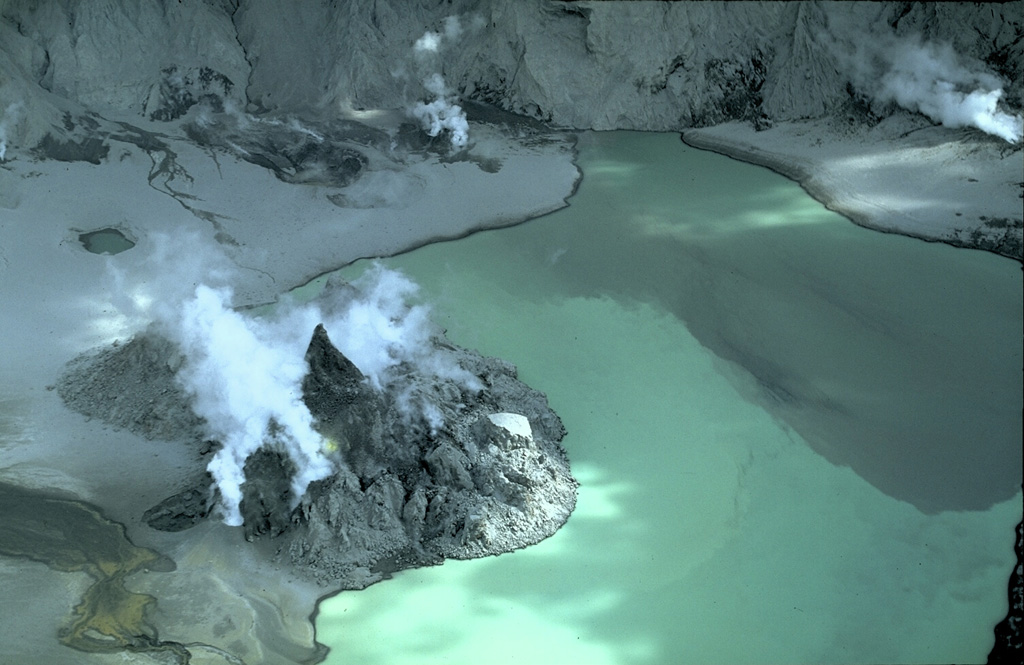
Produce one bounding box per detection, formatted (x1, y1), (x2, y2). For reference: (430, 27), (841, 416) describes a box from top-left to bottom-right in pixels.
(487, 412), (533, 441)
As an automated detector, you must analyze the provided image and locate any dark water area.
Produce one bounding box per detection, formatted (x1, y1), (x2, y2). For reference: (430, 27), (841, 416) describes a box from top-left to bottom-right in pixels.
(0, 481), (182, 658)
(78, 228), (136, 255)
(523, 133), (1022, 514)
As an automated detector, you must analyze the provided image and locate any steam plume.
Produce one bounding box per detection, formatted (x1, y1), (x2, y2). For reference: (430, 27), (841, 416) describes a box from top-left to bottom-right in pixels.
(173, 283), (331, 526)
(409, 16), (479, 150)
(115, 235), (478, 525)
(0, 102), (22, 161)
(836, 29), (1022, 143)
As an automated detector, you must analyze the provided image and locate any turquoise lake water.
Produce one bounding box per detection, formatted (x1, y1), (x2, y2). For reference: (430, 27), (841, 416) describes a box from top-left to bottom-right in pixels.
(313, 132), (1022, 664)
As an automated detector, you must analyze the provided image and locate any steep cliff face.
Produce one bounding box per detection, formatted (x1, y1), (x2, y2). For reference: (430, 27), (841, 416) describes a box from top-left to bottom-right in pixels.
(0, 0), (248, 144)
(2, 0), (1020, 149)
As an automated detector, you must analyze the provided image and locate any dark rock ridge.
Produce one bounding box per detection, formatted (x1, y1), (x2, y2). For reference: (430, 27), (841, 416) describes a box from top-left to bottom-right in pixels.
(989, 513), (1023, 664)
(59, 321), (577, 588)
(181, 110), (378, 188)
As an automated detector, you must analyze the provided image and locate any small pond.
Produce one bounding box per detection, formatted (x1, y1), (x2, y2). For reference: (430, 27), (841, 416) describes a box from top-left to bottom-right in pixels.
(78, 228), (135, 255)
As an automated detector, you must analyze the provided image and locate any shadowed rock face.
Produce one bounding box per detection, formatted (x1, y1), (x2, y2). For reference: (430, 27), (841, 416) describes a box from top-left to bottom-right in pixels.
(59, 321), (577, 587)
(238, 448), (299, 540)
(301, 323), (389, 479)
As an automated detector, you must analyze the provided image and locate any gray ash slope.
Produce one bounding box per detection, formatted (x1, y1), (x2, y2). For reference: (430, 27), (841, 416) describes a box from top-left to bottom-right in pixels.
(59, 306), (576, 588)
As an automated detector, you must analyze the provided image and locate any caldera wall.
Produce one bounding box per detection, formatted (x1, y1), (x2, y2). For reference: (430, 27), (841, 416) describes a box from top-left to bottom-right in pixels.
(2, 0), (1021, 148)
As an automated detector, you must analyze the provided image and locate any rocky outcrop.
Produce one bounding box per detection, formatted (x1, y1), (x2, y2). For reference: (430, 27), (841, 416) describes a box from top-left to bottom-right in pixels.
(258, 322), (577, 585)
(58, 331), (206, 443)
(59, 316), (577, 587)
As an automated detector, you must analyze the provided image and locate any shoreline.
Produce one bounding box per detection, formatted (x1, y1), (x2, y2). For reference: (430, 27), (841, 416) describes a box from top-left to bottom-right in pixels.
(0, 110), (584, 664)
(682, 118), (1023, 262)
(2, 113), (1020, 663)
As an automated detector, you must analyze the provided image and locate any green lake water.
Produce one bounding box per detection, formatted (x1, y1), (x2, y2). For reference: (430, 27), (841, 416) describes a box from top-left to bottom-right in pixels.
(313, 131), (1021, 664)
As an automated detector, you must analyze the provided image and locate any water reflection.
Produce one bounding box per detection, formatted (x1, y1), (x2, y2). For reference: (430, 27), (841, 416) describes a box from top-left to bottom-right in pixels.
(316, 132), (1020, 664)
(492, 132), (1021, 513)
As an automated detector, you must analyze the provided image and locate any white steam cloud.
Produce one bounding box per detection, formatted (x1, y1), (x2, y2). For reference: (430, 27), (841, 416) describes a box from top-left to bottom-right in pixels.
(114, 235), (479, 525)
(409, 16), (481, 150)
(836, 29), (1022, 143)
(173, 283), (331, 526)
(0, 102), (23, 161)
(319, 264), (482, 393)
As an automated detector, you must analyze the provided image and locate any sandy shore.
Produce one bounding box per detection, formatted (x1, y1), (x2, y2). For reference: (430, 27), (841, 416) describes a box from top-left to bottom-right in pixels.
(683, 114), (1023, 261)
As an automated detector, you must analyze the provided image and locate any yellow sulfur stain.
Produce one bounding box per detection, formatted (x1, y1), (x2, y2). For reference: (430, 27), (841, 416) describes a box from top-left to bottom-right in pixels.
(0, 481), (186, 659)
